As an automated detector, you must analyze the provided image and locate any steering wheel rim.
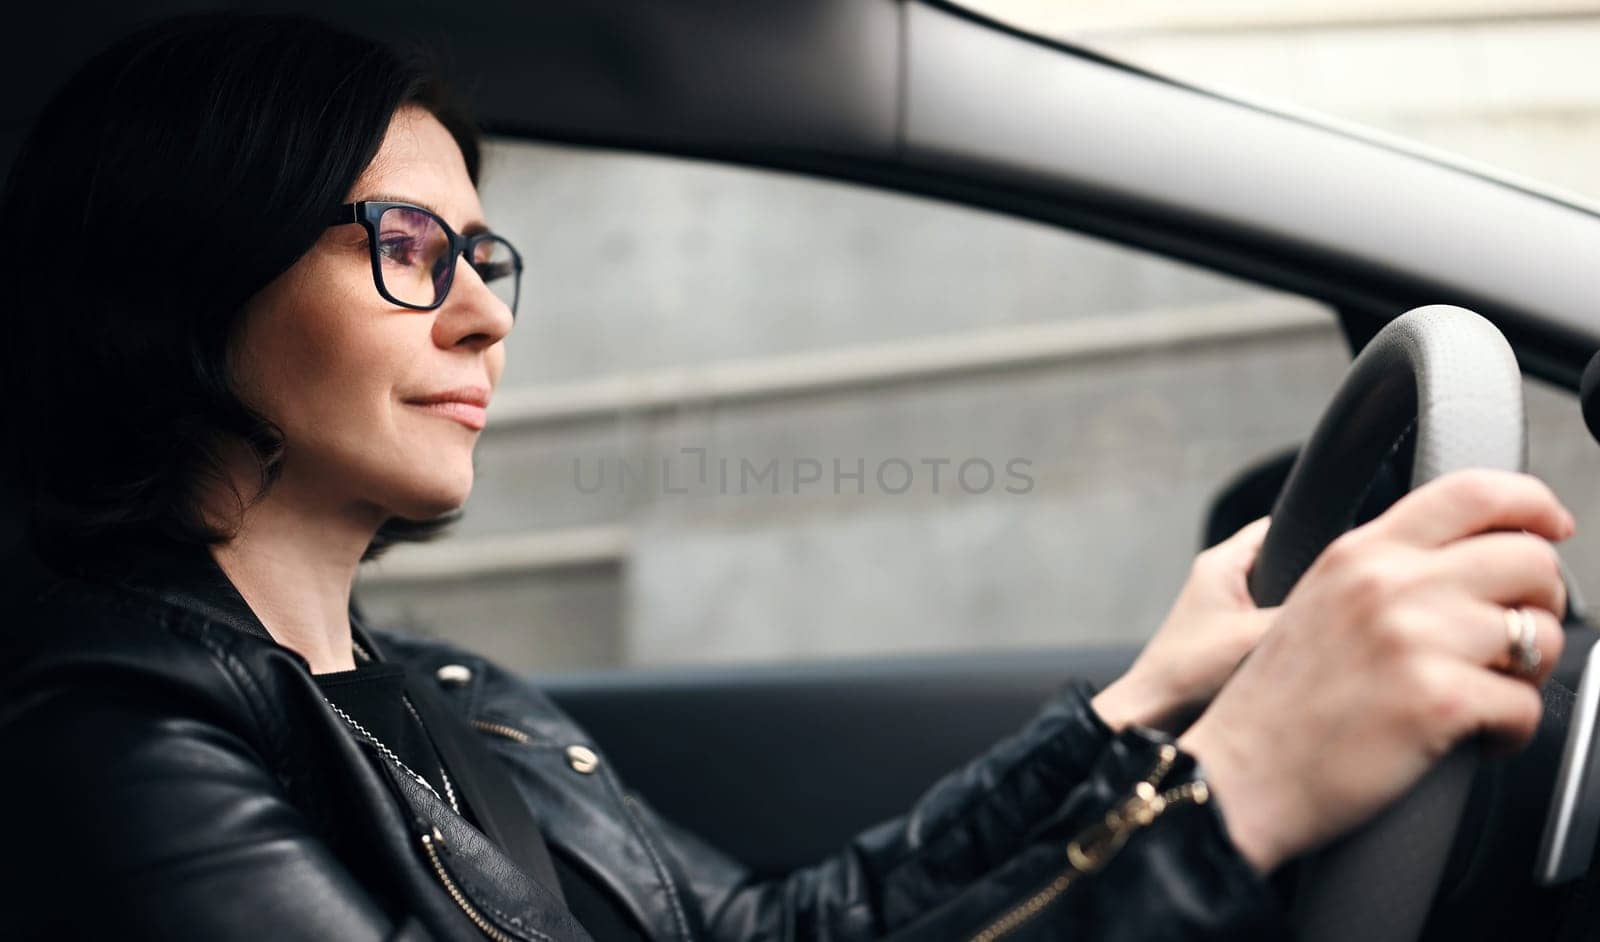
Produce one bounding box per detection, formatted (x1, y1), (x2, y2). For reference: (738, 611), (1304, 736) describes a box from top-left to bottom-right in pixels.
(1247, 304), (1526, 942)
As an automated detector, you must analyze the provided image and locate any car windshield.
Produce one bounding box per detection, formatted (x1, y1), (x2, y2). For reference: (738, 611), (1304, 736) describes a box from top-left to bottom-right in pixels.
(958, 1), (1600, 206)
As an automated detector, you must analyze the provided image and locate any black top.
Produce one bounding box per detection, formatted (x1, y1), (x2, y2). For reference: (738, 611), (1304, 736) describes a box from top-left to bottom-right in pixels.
(318, 663), (456, 807)
(317, 661), (647, 942)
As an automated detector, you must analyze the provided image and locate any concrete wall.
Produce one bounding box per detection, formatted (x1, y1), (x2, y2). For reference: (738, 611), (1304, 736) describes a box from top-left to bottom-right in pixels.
(357, 6), (1600, 671)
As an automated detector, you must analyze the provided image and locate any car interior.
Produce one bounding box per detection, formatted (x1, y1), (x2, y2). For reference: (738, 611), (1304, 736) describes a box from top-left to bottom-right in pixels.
(5, 2), (1600, 940)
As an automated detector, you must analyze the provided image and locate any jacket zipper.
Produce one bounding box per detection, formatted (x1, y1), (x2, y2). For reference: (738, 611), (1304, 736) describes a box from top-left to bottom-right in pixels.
(420, 826), (517, 942)
(472, 718), (534, 744)
(966, 743), (1209, 942)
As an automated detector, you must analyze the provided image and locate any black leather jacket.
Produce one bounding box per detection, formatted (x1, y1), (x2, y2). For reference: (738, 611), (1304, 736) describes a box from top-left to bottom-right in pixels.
(0, 538), (1285, 941)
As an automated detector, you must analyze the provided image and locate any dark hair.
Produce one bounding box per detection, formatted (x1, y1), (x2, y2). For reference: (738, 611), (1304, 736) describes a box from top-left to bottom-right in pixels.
(0, 12), (483, 574)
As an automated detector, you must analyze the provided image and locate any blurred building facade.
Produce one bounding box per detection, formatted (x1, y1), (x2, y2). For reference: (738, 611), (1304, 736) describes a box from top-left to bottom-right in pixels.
(357, 1), (1600, 672)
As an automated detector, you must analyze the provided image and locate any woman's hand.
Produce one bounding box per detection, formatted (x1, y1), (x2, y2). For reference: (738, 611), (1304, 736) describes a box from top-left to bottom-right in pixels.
(1092, 516), (1278, 733)
(1179, 469), (1572, 875)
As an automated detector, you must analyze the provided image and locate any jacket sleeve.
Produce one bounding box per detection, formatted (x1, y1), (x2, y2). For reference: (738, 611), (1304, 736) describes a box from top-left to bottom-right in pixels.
(637, 684), (1285, 941)
(0, 679), (427, 941)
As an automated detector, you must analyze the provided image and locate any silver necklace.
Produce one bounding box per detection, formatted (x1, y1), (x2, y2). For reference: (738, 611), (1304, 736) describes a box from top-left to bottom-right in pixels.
(324, 696), (461, 814)
(324, 639), (460, 815)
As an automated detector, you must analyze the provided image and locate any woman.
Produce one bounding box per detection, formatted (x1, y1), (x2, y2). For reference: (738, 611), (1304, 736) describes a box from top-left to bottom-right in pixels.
(0, 12), (1572, 941)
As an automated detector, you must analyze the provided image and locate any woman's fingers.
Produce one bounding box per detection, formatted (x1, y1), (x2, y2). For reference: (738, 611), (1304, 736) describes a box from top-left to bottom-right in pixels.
(1180, 471), (1574, 874)
(1223, 516), (1272, 556)
(1374, 470), (1574, 548)
(1431, 530), (1568, 618)
(1400, 599), (1564, 687)
(1203, 515), (1273, 605)
(1430, 658), (1547, 755)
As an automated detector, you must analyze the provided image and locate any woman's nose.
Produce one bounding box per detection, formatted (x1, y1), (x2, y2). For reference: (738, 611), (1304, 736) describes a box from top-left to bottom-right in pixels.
(434, 256), (515, 351)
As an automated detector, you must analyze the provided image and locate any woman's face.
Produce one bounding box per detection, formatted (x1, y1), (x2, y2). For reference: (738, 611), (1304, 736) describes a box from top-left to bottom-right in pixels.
(230, 105), (513, 528)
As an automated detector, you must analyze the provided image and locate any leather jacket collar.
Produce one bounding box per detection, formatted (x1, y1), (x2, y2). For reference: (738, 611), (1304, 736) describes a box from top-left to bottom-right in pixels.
(63, 537), (681, 940)
(78, 537), (593, 926)
(89, 533), (390, 660)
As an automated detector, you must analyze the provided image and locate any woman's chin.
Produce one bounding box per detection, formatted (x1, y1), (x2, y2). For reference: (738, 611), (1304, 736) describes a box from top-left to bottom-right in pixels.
(389, 476), (473, 520)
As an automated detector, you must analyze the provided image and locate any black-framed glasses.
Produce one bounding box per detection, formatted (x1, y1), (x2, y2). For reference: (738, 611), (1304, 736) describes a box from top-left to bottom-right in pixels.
(328, 201), (522, 318)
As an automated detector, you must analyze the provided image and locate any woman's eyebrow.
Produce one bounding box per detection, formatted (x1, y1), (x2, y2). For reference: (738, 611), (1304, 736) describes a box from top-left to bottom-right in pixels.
(361, 193), (490, 235)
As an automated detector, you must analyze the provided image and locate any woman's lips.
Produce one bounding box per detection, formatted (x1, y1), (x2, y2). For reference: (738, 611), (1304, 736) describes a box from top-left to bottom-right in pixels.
(406, 400), (487, 431)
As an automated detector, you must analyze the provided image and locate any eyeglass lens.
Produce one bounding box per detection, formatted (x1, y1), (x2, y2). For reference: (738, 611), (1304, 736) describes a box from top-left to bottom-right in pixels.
(377, 206), (519, 315)
(471, 235), (521, 315)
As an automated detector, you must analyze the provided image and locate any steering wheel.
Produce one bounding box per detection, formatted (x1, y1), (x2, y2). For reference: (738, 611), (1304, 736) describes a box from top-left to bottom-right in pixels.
(1246, 304), (1527, 942)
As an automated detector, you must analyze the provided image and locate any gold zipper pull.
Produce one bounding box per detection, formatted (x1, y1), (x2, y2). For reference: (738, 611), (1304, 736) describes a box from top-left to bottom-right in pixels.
(1066, 781), (1150, 872)
(969, 742), (1209, 942)
(1066, 743), (1188, 874)
(1142, 742), (1179, 789)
